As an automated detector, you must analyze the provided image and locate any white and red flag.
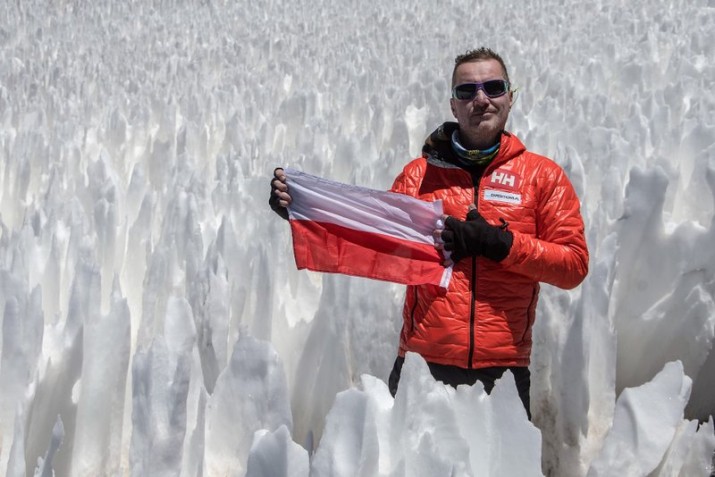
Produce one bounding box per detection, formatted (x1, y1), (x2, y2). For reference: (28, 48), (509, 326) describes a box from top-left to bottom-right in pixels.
(285, 168), (452, 288)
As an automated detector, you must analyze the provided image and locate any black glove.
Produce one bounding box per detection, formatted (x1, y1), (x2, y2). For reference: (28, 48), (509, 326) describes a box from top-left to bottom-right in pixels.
(269, 169), (289, 221)
(441, 209), (513, 263)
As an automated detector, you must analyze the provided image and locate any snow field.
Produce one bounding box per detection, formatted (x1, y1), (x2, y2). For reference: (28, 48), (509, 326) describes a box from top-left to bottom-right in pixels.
(1, 0), (714, 475)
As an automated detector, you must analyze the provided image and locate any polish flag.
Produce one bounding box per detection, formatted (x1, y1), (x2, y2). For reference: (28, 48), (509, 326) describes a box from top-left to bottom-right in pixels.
(285, 168), (452, 288)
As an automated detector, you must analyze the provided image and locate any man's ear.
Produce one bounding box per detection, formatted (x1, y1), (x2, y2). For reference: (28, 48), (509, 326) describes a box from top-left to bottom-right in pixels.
(450, 98), (457, 118)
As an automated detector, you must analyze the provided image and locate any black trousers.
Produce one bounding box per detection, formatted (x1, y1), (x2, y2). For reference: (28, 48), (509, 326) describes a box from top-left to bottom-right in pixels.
(388, 356), (532, 420)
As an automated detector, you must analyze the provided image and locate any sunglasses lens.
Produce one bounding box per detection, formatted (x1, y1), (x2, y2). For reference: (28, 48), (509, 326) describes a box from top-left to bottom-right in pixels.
(454, 84), (477, 100)
(483, 80), (508, 97)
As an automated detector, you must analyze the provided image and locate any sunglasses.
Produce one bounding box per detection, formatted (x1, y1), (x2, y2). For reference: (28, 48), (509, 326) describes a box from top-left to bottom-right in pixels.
(452, 80), (510, 100)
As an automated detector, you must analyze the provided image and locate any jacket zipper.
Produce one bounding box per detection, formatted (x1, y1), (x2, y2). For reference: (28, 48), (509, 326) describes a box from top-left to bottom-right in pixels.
(467, 168), (483, 369)
(467, 255), (477, 369)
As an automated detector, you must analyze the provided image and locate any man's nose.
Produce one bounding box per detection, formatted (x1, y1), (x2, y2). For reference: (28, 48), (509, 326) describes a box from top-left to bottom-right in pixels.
(472, 89), (490, 104)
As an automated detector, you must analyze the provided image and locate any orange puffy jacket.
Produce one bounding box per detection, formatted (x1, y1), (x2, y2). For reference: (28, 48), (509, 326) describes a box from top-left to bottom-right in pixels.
(390, 124), (589, 369)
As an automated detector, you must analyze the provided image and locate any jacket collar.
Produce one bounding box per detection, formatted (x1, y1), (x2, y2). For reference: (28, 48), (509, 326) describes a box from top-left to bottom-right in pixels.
(422, 122), (526, 169)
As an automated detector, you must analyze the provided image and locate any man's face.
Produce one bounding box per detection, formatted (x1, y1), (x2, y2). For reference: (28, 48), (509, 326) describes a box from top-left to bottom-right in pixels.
(450, 59), (513, 149)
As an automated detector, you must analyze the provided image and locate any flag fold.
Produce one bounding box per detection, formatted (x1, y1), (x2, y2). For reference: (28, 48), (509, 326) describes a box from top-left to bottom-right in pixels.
(286, 168), (452, 288)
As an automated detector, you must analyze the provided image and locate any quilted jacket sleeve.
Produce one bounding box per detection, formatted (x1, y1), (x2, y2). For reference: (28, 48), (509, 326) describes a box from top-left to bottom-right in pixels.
(389, 159), (425, 197)
(501, 162), (589, 290)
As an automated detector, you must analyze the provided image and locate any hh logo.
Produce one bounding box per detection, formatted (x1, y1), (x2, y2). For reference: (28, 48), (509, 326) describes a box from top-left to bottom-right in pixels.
(488, 169), (521, 191)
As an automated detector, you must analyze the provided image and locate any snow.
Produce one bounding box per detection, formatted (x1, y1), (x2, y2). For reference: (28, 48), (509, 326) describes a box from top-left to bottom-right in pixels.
(310, 355), (540, 476)
(1, 0), (714, 475)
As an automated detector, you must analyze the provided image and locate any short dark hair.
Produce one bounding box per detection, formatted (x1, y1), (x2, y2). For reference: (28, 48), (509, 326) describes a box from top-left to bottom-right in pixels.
(452, 48), (510, 86)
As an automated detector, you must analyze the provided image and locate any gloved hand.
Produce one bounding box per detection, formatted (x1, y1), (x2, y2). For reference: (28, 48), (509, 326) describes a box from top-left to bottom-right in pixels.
(441, 208), (513, 263)
(269, 167), (290, 220)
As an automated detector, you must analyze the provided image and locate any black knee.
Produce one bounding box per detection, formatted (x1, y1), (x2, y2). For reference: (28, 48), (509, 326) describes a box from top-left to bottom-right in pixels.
(388, 356), (404, 397)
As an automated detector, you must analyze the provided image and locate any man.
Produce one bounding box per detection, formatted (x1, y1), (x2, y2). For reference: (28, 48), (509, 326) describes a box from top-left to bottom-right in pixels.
(270, 48), (589, 418)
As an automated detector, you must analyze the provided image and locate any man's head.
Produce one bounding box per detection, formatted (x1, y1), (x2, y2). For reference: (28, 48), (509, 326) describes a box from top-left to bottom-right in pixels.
(451, 48), (510, 86)
(450, 48), (513, 150)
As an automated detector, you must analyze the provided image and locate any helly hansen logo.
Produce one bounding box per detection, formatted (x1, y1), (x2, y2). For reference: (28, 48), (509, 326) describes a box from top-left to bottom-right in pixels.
(488, 169), (521, 191)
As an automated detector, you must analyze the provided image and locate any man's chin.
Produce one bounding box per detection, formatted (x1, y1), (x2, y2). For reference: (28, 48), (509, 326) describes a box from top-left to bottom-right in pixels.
(465, 120), (497, 136)
(460, 123), (501, 148)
